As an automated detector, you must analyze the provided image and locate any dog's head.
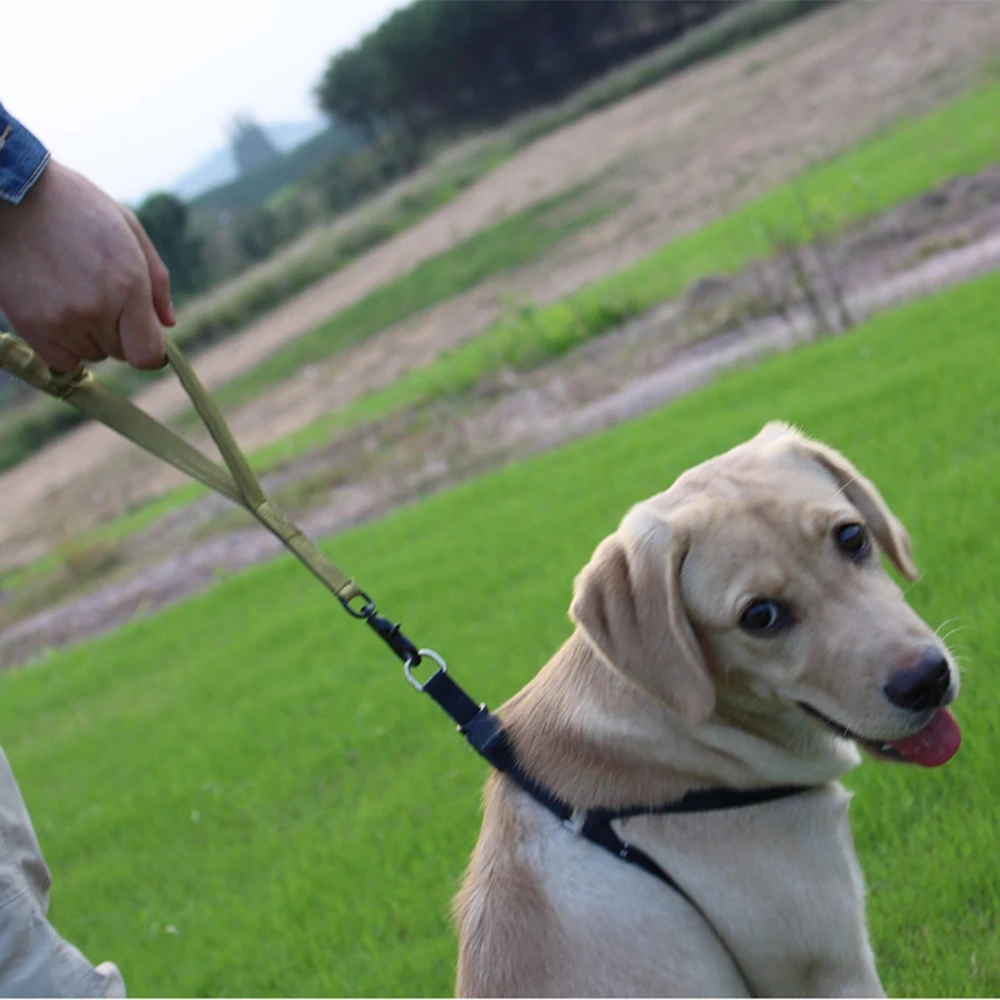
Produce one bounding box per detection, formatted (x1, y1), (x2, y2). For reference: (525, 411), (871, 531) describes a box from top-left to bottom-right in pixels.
(570, 422), (960, 768)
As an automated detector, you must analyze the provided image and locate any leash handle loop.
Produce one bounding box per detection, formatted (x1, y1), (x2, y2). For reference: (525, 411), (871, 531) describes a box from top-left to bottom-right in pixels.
(0, 335), (90, 399)
(0, 333), (360, 604)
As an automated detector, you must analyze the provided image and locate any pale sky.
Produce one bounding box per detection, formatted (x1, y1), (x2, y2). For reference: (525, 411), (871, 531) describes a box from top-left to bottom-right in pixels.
(4, 0), (408, 206)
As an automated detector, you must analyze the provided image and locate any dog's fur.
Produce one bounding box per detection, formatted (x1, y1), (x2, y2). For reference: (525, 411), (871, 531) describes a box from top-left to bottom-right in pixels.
(454, 422), (959, 998)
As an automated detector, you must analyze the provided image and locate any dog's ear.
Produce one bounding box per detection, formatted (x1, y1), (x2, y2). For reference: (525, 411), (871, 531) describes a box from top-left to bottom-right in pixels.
(569, 505), (714, 725)
(770, 424), (918, 581)
(752, 420), (796, 446)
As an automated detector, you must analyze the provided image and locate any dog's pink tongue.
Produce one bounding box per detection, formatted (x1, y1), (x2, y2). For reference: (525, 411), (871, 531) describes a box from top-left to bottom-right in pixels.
(889, 709), (961, 767)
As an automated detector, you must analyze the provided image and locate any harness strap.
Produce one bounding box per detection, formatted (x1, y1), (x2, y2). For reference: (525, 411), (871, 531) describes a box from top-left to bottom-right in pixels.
(419, 665), (807, 904)
(601, 782), (814, 820)
(577, 812), (689, 896)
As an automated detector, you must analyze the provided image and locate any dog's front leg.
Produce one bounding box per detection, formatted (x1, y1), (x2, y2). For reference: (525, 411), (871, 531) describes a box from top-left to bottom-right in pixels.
(804, 956), (885, 999)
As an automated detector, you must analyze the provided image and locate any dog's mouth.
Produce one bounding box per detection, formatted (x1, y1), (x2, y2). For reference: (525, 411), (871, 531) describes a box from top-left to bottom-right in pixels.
(797, 702), (961, 767)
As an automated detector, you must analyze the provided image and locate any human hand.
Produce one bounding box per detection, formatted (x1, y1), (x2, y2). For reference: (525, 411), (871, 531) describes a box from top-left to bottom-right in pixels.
(0, 160), (175, 372)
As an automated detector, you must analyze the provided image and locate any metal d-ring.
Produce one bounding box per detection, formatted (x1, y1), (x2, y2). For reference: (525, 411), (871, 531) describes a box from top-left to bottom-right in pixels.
(404, 648), (447, 692)
(340, 589), (375, 619)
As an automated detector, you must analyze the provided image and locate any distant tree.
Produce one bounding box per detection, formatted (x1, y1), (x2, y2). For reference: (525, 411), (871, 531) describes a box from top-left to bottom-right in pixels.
(315, 48), (388, 143)
(135, 192), (205, 300)
(230, 116), (280, 176)
(234, 205), (280, 263)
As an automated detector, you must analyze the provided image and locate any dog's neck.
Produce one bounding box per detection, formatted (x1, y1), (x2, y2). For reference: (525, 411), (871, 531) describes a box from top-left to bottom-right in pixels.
(498, 632), (860, 811)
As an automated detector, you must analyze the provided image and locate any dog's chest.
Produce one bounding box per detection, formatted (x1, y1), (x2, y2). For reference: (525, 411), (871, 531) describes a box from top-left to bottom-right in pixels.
(525, 783), (881, 995)
(610, 783), (880, 994)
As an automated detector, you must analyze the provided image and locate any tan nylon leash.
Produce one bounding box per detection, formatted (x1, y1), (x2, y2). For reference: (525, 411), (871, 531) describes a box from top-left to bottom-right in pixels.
(0, 332), (363, 607)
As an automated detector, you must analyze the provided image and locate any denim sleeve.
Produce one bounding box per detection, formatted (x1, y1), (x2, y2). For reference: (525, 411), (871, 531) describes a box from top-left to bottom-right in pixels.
(0, 103), (50, 205)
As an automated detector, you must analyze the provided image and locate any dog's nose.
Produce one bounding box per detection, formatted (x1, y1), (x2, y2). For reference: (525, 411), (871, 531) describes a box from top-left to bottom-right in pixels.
(884, 649), (952, 712)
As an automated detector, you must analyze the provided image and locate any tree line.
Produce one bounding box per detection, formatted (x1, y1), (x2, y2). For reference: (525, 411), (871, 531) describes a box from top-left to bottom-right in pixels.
(316, 0), (741, 147)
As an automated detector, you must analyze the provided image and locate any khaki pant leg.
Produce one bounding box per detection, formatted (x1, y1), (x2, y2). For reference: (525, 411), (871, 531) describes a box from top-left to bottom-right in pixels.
(0, 749), (125, 998)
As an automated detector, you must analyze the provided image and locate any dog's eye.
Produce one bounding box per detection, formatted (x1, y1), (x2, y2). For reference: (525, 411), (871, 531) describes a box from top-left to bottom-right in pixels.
(740, 599), (792, 635)
(833, 522), (869, 560)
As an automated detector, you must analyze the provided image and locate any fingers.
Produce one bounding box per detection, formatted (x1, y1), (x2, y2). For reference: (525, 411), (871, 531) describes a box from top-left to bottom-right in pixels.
(123, 209), (176, 327)
(29, 334), (84, 373)
(116, 294), (166, 370)
(72, 331), (107, 363)
(113, 218), (166, 370)
(90, 320), (126, 364)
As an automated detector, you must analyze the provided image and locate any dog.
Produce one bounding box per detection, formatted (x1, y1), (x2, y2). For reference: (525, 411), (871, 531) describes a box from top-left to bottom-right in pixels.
(454, 422), (960, 997)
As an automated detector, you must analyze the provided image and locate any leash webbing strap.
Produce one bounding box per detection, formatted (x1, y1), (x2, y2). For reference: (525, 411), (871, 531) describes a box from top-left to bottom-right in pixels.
(0, 333), (361, 605)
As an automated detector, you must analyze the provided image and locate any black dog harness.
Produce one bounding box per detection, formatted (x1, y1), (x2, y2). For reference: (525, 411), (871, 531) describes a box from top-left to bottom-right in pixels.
(418, 658), (810, 908)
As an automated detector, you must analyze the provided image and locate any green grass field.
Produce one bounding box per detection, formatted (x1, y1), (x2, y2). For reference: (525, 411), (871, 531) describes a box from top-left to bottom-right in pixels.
(5, 265), (1000, 995)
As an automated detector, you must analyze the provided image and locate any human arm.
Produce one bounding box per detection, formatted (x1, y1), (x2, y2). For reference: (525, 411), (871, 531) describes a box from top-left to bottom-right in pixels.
(0, 103), (174, 372)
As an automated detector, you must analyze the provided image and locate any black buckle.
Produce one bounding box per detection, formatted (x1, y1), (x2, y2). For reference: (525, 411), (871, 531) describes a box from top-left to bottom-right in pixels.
(340, 591), (422, 667)
(363, 608), (421, 666)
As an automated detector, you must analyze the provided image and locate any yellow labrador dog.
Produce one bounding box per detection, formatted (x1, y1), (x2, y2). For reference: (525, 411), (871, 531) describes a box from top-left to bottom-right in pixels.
(455, 422), (960, 998)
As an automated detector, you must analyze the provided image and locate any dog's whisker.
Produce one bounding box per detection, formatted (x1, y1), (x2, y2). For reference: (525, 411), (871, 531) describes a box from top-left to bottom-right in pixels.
(934, 616), (963, 635)
(826, 473), (862, 504)
(900, 574), (931, 596)
(939, 626), (971, 644)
